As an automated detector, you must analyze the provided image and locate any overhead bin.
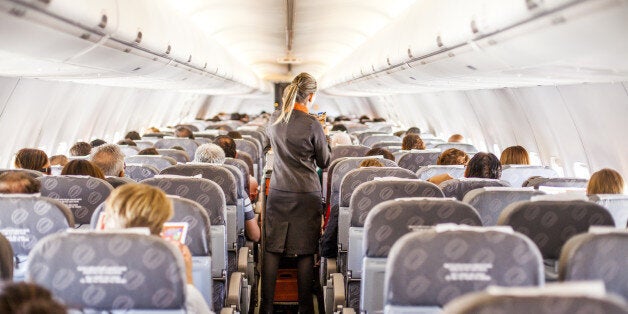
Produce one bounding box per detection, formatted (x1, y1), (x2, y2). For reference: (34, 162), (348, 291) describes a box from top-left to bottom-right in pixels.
(321, 0), (628, 95)
(0, 0), (267, 94)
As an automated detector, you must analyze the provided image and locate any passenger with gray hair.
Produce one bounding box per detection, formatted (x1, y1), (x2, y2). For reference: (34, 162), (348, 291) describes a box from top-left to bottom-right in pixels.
(90, 144), (125, 177)
(193, 143), (260, 242)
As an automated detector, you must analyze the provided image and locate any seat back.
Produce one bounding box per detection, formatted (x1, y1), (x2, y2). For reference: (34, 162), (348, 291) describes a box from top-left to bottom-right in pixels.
(440, 178), (511, 201)
(330, 145), (371, 163)
(497, 200), (615, 260)
(225, 157), (251, 196)
(463, 187), (546, 226)
(384, 227), (543, 310)
(125, 155), (177, 171)
(125, 164), (160, 182)
(234, 139), (260, 180)
(371, 141), (402, 149)
(160, 165), (237, 206)
(339, 167), (419, 208)
(28, 232), (187, 312)
(523, 177), (588, 189)
(133, 140), (154, 150)
(156, 149), (190, 163)
(363, 135), (401, 147)
(559, 230), (628, 299)
(588, 194), (628, 227)
(416, 165), (466, 180)
(397, 151), (441, 172)
(37, 176), (113, 226)
(118, 145), (140, 157)
(238, 129), (268, 149)
(105, 176), (136, 188)
(357, 131), (387, 143)
(434, 143), (478, 153)
(330, 157), (397, 208)
(154, 139), (199, 160)
(501, 165), (559, 187)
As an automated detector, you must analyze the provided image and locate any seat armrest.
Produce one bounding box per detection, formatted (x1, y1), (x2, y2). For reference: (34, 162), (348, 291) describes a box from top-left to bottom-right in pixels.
(226, 272), (243, 311)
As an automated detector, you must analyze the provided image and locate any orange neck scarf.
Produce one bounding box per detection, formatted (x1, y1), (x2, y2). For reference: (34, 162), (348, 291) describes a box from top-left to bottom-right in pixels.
(293, 103), (308, 113)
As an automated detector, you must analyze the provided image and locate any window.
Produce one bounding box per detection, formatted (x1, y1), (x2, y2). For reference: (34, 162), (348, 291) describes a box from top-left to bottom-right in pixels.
(573, 162), (590, 179)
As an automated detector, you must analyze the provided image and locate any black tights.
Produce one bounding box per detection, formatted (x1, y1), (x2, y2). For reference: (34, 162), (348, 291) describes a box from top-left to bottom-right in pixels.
(262, 251), (315, 314)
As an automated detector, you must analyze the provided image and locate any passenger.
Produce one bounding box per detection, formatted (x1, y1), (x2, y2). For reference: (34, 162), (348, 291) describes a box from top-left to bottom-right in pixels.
(174, 126), (194, 139)
(427, 148), (470, 185)
(359, 115), (371, 124)
(138, 148), (159, 155)
(330, 132), (352, 148)
(124, 131), (141, 141)
(0, 282), (66, 314)
(448, 133), (464, 143)
(0, 172), (41, 194)
(227, 131), (243, 139)
(359, 158), (384, 167)
(145, 127), (161, 134)
(393, 130), (406, 137)
(214, 135), (259, 202)
(406, 126), (421, 135)
(330, 124), (347, 132)
(401, 133), (425, 150)
(69, 141), (92, 157)
(61, 159), (105, 180)
(116, 139), (136, 146)
(464, 152), (502, 179)
(194, 143), (260, 242)
(91, 144), (125, 178)
(90, 139), (106, 147)
(500, 145), (530, 165)
(171, 146), (186, 151)
(587, 168), (624, 195)
(365, 147), (395, 161)
(14, 148), (50, 175)
(373, 117), (386, 122)
(49, 155), (69, 167)
(264, 72), (330, 314)
(102, 184), (211, 314)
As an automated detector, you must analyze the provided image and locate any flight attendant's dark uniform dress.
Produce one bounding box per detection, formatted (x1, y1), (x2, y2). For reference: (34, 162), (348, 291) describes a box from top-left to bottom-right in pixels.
(266, 105), (330, 255)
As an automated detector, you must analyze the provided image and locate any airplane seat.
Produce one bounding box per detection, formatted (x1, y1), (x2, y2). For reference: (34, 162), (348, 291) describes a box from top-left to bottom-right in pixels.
(434, 143), (479, 154)
(118, 144), (141, 157)
(423, 138), (446, 149)
(195, 138), (213, 145)
(439, 178), (511, 201)
(330, 157), (398, 210)
(0, 195), (74, 281)
(238, 129), (268, 149)
(134, 140), (155, 150)
(178, 124), (200, 132)
(522, 176), (589, 189)
(360, 198), (481, 314)
(142, 176), (228, 312)
(125, 164), (160, 182)
(0, 169), (44, 178)
(224, 157), (252, 200)
(125, 155), (178, 171)
(154, 139), (200, 161)
(383, 226), (544, 314)
(397, 151), (441, 172)
(559, 230), (628, 300)
(355, 131), (387, 143)
(443, 283), (628, 314)
(28, 231), (188, 313)
(0, 233), (12, 280)
(588, 194), (628, 228)
(236, 151), (255, 180)
(501, 165), (559, 187)
(330, 145), (371, 163)
(37, 176), (113, 228)
(497, 199), (615, 282)
(234, 139), (261, 183)
(156, 149), (191, 163)
(416, 165), (466, 180)
(462, 187), (546, 226)
(105, 176), (136, 188)
(362, 135), (401, 147)
(371, 141), (402, 149)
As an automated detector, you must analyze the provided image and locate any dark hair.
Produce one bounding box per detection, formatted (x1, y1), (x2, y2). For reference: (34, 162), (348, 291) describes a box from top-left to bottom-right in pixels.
(175, 127), (194, 139)
(227, 131), (243, 139)
(331, 124), (348, 132)
(0, 172), (41, 194)
(0, 282), (66, 314)
(138, 148), (159, 155)
(117, 139), (137, 146)
(14, 149), (49, 172)
(214, 135), (237, 158)
(464, 152), (502, 179)
(406, 127), (421, 134)
(373, 117), (386, 122)
(365, 148), (395, 161)
(61, 159), (105, 179)
(359, 115), (370, 124)
(69, 141), (92, 156)
(90, 139), (107, 147)
(171, 146), (185, 151)
(124, 131), (141, 141)
(437, 148), (469, 165)
(402, 134), (425, 150)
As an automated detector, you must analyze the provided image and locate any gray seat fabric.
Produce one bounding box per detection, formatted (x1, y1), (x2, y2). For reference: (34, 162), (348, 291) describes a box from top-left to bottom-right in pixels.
(235, 139), (261, 181)
(37, 176), (113, 225)
(463, 188), (546, 226)
(125, 155), (177, 171)
(330, 157), (397, 209)
(443, 289), (628, 314)
(339, 167), (419, 209)
(125, 164), (160, 182)
(501, 166), (559, 187)
(225, 157), (251, 197)
(434, 143), (478, 154)
(497, 200), (615, 261)
(105, 176), (136, 188)
(239, 129), (268, 150)
(133, 140), (154, 150)
(236, 151), (255, 178)
(28, 232), (187, 312)
(154, 139), (199, 160)
(384, 228), (543, 310)
(0, 233), (12, 280)
(588, 194), (628, 228)
(397, 151), (441, 172)
(559, 231), (628, 299)
(194, 138), (212, 145)
(440, 178), (511, 201)
(330, 145), (371, 163)
(160, 165), (237, 206)
(0, 196), (73, 281)
(523, 177), (588, 189)
(0, 169), (43, 178)
(363, 135), (402, 147)
(416, 165), (466, 180)
(371, 141), (402, 149)
(357, 131), (387, 143)
(156, 149), (190, 163)
(118, 145), (140, 157)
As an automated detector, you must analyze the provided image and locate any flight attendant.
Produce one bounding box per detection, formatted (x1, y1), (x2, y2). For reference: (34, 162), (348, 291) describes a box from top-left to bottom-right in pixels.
(263, 72), (330, 314)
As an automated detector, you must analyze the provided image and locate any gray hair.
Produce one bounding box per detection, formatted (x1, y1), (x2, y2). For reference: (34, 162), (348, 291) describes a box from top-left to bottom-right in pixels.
(91, 144), (125, 176)
(194, 143), (226, 164)
(330, 132), (352, 148)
